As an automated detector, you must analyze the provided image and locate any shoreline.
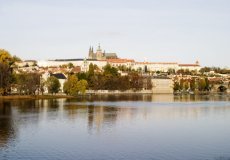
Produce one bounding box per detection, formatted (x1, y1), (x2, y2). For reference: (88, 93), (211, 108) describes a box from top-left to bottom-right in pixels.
(0, 92), (229, 100)
(0, 95), (75, 100)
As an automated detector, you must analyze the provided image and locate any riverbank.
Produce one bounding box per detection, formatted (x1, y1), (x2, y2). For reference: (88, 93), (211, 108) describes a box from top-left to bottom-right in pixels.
(0, 95), (75, 100)
(1, 92), (229, 100)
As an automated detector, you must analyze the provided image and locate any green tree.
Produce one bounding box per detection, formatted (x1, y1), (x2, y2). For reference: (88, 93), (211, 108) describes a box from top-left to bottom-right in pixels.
(63, 75), (78, 96)
(68, 63), (74, 68)
(198, 78), (206, 91)
(103, 64), (118, 76)
(46, 76), (60, 94)
(76, 80), (88, 94)
(88, 63), (95, 76)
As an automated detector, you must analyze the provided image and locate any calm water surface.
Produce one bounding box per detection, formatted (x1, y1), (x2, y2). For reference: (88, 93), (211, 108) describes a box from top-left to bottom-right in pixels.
(0, 94), (230, 160)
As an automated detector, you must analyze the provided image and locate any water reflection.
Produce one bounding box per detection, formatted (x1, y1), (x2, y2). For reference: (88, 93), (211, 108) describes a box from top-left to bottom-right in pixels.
(0, 94), (230, 160)
(0, 101), (16, 148)
(69, 94), (230, 102)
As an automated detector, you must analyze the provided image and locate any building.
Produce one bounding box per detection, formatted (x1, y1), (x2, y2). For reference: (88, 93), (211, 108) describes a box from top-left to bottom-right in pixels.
(36, 46), (202, 73)
(133, 62), (178, 72)
(42, 72), (67, 93)
(178, 61), (201, 71)
(88, 44), (118, 60)
(151, 77), (174, 94)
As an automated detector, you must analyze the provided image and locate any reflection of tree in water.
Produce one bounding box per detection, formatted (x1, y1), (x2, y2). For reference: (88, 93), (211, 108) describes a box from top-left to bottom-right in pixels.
(72, 94), (230, 102)
(64, 99), (120, 133)
(72, 94), (154, 102)
(174, 94), (230, 102)
(13, 100), (38, 113)
(0, 101), (16, 148)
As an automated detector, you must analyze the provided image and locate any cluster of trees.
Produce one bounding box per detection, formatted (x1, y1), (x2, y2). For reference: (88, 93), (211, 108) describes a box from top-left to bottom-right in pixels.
(13, 73), (41, 95)
(46, 76), (61, 95)
(0, 49), (62, 96)
(200, 67), (230, 74)
(63, 75), (88, 96)
(77, 63), (152, 91)
(173, 78), (210, 92)
(0, 49), (16, 95)
(176, 69), (198, 75)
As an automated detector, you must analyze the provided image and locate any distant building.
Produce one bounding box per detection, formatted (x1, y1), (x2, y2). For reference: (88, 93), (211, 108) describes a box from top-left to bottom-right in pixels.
(88, 44), (118, 60)
(151, 77), (174, 94)
(42, 72), (67, 93)
(178, 61), (201, 71)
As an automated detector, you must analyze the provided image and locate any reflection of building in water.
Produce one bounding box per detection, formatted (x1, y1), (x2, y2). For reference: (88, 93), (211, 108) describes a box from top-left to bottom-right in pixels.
(87, 106), (119, 133)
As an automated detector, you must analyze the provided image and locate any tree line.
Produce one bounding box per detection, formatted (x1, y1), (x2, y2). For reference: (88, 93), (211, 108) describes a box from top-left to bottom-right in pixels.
(77, 63), (152, 91)
(173, 77), (211, 93)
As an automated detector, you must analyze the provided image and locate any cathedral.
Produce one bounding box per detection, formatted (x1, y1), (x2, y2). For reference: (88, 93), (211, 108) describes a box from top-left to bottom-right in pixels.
(88, 44), (118, 60)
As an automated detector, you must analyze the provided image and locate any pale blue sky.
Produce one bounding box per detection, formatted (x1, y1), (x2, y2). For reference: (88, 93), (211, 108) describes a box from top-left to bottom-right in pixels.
(0, 0), (230, 67)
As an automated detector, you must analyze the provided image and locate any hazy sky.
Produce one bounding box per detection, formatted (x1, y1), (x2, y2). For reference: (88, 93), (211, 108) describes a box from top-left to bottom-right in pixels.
(0, 0), (229, 67)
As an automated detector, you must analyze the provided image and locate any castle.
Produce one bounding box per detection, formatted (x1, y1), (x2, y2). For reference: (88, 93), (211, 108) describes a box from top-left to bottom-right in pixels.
(88, 44), (118, 60)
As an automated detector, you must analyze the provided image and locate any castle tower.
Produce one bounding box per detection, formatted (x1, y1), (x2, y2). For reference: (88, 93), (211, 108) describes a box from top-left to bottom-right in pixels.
(88, 46), (94, 59)
(96, 43), (103, 60)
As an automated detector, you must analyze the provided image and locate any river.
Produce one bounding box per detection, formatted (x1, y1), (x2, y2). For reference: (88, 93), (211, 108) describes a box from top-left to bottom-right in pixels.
(0, 94), (230, 160)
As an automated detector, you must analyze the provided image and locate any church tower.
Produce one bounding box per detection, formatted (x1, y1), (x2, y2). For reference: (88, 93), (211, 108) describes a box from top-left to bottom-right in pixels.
(88, 46), (94, 59)
(96, 43), (104, 60)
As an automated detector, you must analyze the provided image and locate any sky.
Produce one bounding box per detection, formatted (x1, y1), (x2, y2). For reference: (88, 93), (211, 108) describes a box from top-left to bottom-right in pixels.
(0, 0), (230, 67)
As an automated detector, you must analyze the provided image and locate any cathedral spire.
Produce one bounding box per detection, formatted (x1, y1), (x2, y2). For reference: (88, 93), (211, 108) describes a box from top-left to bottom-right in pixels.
(97, 43), (102, 51)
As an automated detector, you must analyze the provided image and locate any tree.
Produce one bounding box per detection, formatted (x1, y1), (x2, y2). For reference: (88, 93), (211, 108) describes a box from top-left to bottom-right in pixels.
(0, 49), (14, 95)
(190, 78), (196, 91)
(76, 80), (88, 94)
(198, 78), (206, 91)
(68, 63), (74, 68)
(0, 49), (13, 65)
(179, 79), (184, 91)
(88, 63), (95, 76)
(15, 73), (40, 95)
(205, 78), (210, 91)
(63, 75), (78, 96)
(129, 72), (143, 90)
(173, 81), (180, 92)
(39, 78), (46, 95)
(0, 63), (12, 95)
(46, 76), (60, 94)
(183, 81), (189, 91)
(168, 68), (175, 75)
(12, 55), (22, 63)
(200, 67), (211, 74)
(103, 64), (118, 76)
